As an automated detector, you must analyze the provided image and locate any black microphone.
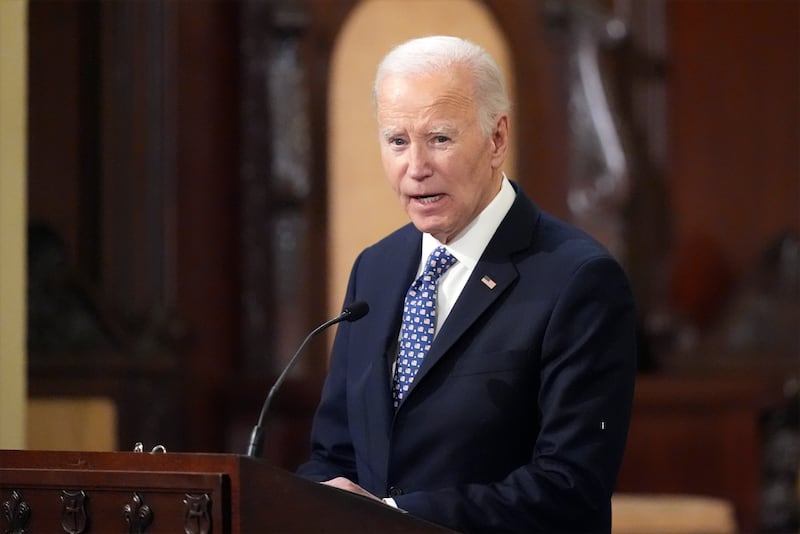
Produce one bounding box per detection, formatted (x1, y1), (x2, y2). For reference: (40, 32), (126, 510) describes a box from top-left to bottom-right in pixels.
(246, 301), (369, 457)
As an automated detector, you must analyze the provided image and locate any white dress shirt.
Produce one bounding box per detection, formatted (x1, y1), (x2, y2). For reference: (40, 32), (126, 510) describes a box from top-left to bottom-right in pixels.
(418, 176), (516, 335)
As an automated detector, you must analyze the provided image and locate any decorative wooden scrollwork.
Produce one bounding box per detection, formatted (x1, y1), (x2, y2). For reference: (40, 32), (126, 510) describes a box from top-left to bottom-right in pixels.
(122, 492), (153, 534)
(183, 493), (211, 534)
(1, 490), (31, 534)
(60, 490), (89, 534)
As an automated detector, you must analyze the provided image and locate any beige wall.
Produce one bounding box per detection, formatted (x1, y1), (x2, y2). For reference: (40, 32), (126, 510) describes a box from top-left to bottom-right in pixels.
(328, 0), (516, 318)
(0, 0), (28, 449)
(27, 398), (117, 451)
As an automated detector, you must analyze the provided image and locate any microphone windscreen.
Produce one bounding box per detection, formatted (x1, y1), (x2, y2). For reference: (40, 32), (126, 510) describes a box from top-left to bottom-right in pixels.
(344, 301), (369, 322)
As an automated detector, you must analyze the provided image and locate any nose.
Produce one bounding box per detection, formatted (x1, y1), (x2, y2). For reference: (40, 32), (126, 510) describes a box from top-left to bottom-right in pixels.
(406, 143), (432, 180)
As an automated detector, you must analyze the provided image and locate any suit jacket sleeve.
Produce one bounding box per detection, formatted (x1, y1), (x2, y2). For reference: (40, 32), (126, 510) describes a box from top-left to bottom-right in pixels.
(295, 253), (363, 483)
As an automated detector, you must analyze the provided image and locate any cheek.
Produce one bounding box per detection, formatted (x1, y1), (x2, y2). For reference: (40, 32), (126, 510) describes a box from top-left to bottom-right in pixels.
(381, 160), (404, 194)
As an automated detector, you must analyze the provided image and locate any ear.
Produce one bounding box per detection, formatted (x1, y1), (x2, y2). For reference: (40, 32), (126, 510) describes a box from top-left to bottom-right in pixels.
(490, 115), (510, 168)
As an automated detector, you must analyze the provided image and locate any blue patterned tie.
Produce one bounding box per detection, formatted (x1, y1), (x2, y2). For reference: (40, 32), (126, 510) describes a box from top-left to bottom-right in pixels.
(392, 246), (458, 408)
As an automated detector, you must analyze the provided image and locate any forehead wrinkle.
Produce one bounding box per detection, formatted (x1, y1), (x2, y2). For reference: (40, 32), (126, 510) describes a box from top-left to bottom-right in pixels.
(419, 95), (475, 133)
(432, 90), (474, 113)
(377, 85), (476, 139)
(378, 107), (457, 139)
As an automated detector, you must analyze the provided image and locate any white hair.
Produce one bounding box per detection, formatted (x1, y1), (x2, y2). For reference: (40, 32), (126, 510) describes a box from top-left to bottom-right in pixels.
(373, 35), (511, 136)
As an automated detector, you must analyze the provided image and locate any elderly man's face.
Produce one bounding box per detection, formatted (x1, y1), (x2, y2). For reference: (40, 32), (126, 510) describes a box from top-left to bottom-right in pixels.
(376, 66), (508, 244)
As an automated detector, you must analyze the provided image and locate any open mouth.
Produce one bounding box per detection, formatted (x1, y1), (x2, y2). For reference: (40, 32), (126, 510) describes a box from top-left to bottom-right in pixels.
(413, 194), (443, 205)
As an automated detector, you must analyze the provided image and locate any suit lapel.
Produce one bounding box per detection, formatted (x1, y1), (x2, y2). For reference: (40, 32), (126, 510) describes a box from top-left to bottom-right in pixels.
(403, 190), (541, 402)
(359, 226), (421, 430)
(421, 258), (517, 369)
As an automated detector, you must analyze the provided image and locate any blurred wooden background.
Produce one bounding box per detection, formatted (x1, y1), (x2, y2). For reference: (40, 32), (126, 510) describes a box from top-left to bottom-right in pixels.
(23, 1), (798, 532)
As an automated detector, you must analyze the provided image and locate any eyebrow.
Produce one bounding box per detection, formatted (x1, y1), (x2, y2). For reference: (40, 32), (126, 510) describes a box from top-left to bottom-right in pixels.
(428, 124), (458, 136)
(380, 123), (458, 141)
(380, 128), (399, 141)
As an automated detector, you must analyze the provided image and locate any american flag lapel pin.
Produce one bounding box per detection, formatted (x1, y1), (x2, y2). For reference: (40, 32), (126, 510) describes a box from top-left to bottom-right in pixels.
(480, 275), (496, 289)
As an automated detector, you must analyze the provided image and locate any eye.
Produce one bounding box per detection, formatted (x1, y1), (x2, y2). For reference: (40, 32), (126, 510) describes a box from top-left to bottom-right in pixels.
(433, 135), (450, 144)
(389, 137), (406, 147)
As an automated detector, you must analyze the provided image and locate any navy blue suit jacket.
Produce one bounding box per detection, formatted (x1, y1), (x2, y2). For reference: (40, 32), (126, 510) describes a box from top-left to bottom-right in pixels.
(297, 185), (637, 532)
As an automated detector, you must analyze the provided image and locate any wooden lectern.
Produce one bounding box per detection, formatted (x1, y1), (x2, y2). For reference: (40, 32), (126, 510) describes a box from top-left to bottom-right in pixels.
(0, 450), (451, 533)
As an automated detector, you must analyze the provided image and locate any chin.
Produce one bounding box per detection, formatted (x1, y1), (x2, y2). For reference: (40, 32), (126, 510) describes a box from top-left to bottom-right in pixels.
(410, 217), (435, 232)
(414, 224), (451, 242)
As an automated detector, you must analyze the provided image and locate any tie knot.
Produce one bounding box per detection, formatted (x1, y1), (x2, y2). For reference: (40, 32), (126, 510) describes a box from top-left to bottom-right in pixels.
(423, 246), (457, 281)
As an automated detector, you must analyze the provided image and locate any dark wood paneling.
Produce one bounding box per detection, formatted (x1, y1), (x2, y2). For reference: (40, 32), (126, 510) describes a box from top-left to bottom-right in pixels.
(99, 1), (175, 315)
(27, 1), (99, 273)
(0, 450), (452, 533)
(668, 0), (800, 280)
(173, 1), (241, 453)
(617, 374), (784, 532)
(484, 0), (571, 217)
(26, 7), (799, 526)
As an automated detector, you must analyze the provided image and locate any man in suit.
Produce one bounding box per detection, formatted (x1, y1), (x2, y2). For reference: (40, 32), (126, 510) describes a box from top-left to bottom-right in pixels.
(296, 35), (637, 533)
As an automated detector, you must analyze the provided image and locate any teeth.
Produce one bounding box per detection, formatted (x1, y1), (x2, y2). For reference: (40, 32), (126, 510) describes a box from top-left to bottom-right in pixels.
(418, 195), (441, 204)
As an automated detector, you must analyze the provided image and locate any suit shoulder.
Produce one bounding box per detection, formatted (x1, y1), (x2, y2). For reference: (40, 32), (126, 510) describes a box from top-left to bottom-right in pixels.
(535, 211), (616, 262)
(360, 223), (419, 259)
(506, 185), (614, 266)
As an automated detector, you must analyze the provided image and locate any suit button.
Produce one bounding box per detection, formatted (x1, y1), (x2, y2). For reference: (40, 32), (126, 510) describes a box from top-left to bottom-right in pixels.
(388, 486), (403, 497)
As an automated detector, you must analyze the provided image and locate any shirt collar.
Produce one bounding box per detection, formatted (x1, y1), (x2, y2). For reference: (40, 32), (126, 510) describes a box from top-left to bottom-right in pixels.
(421, 175), (516, 271)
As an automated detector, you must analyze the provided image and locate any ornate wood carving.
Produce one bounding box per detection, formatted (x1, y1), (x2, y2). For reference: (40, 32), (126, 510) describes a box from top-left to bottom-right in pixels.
(122, 492), (153, 534)
(1, 490), (31, 534)
(183, 493), (212, 534)
(543, 0), (669, 368)
(60, 490), (88, 534)
(239, 0), (318, 374)
(555, 0), (633, 261)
